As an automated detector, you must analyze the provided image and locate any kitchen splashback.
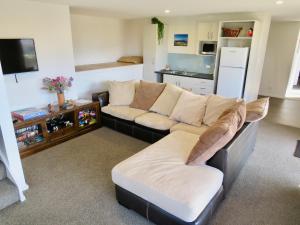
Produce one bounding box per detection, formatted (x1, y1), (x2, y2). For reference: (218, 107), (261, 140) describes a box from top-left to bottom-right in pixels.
(168, 53), (215, 74)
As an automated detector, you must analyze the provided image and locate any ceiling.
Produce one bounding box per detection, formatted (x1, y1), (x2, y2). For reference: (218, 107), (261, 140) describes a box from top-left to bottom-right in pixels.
(29, 0), (300, 20)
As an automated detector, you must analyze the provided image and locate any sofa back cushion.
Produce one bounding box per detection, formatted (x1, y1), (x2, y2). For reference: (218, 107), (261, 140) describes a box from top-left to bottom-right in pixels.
(150, 84), (183, 116)
(246, 97), (269, 122)
(130, 80), (166, 110)
(186, 101), (246, 165)
(203, 95), (237, 126)
(108, 80), (136, 106)
(170, 91), (207, 127)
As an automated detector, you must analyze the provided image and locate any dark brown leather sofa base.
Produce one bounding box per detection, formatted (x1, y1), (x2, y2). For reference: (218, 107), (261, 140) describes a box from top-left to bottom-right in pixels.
(115, 185), (224, 225)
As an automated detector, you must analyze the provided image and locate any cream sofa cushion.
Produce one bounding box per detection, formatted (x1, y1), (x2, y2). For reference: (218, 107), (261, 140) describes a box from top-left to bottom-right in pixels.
(102, 105), (146, 121)
(150, 84), (183, 116)
(170, 91), (207, 127)
(112, 130), (223, 222)
(203, 95), (237, 126)
(170, 123), (209, 136)
(135, 112), (177, 130)
(246, 97), (269, 122)
(108, 80), (136, 106)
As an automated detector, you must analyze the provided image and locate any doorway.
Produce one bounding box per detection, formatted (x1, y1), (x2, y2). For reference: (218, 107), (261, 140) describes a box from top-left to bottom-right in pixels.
(285, 29), (300, 97)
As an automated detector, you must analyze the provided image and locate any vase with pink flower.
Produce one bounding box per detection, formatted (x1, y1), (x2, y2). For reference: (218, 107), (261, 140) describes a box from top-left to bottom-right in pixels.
(43, 76), (74, 107)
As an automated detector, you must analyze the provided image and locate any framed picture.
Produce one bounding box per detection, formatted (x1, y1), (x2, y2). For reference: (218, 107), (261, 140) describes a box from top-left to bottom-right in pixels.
(174, 34), (188, 46)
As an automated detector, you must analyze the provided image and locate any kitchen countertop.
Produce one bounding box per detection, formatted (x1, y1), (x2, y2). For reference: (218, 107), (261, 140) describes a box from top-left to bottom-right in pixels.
(155, 70), (214, 80)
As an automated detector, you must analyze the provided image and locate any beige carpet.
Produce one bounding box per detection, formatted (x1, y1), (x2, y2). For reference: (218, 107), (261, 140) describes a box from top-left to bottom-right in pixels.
(0, 121), (300, 225)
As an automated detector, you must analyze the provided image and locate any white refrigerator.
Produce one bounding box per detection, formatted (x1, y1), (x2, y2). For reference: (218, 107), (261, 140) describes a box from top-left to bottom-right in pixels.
(216, 47), (249, 98)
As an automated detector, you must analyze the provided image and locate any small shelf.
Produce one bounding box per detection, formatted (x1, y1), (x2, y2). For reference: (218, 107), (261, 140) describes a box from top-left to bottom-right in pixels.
(75, 62), (142, 72)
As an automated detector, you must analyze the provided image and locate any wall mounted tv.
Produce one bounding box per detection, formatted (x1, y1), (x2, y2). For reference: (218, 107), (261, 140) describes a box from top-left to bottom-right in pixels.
(0, 39), (39, 75)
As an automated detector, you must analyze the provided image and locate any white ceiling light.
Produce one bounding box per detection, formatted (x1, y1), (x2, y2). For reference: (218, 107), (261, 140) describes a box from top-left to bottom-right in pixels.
(164, 9), (171, 14)
(275, 0), (284, 5)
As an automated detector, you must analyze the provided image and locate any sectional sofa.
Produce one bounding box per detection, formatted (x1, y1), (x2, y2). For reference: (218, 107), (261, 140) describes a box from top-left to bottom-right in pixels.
(92, 85), (259, 225)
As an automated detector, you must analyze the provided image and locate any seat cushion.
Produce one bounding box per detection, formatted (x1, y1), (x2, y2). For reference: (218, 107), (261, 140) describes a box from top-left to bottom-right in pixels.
(112, 130), (223, 223)
(135, 112), (177, 130)
(170, 123), (209, 136)
(101, 105), (147, 121)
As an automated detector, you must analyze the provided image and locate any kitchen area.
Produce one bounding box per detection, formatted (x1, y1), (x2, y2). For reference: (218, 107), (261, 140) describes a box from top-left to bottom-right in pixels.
(145, 18), (262, 101)
(156, 53), (215, 95)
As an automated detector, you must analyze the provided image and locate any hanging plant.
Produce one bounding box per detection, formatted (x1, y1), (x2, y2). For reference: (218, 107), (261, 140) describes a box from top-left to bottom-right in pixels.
(151, 17), (164, 44)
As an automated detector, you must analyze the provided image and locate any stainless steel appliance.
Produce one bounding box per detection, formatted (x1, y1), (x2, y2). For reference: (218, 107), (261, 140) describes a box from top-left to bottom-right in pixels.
(199, 41), (217, 55)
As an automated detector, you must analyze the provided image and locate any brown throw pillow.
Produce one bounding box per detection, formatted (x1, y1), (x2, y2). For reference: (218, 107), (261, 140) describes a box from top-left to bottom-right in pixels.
(220, 100), (246, 130)
(186, 101), (246, 165)
(130, 81), (166, 110)
(246, 97), (269, 122)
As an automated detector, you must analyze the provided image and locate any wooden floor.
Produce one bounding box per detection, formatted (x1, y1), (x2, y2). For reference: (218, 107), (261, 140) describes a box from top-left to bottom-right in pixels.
(265, 97), (300, 128)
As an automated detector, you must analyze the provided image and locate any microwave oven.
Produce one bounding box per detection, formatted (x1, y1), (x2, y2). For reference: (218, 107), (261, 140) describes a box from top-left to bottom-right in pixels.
(199, 41), (217, 55)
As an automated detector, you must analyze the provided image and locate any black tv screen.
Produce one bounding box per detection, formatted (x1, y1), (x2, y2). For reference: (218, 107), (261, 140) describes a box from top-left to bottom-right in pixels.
(0, 39), (38, 75)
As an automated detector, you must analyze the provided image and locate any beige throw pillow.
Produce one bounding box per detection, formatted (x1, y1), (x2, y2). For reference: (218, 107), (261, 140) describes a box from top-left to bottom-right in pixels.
(108, 80), (136, 106)
(246, 97), (269, 122)
(150, 84), (183, 116)
(203, 95), (237, 126)
(130, 80), (166, 110)
(169, 91), (207, 127)
(186, 101), (246, 165)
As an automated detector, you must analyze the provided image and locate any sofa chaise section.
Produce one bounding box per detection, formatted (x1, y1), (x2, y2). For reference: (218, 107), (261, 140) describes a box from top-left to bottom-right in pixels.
(112, 130), (224, 225)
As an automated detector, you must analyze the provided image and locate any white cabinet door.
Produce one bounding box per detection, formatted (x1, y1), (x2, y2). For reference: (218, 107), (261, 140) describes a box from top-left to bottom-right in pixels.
(163, 75), (215, 95)
(197, 23), (211, 41)
(210, 22), (219, 41)
(163, 74), (180, 86)
(197, 22), (219, 41)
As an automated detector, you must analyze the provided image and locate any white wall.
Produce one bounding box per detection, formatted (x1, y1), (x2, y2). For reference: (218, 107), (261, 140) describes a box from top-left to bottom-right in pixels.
(71, 14), (145, 65)
(0, 0), (77, 111)
(123, 19), (146, 56)
(259, 22), (300, 98)
(0, 69), (27, 199)
(71, 14), (125, 65)
(76, 64), (143, 99)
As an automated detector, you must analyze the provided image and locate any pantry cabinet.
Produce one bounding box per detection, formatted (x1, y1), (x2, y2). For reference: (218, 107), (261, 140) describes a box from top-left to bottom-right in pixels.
(163, 74), (214, 95)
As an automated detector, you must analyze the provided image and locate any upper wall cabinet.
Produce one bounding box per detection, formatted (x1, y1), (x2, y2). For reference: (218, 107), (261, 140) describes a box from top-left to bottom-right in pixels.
(197, 22), (219, 42)
(167, 21), (197, 54)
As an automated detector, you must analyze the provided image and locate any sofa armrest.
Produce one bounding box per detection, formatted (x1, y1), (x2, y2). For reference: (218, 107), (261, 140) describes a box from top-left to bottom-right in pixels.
(92, 91), (109, 107)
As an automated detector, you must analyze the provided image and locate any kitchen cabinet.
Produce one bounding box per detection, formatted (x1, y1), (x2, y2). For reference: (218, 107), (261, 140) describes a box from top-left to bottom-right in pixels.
(197, 22), (219, 41)
(167, 21), (197, 54)
(163, 74), (214, 95)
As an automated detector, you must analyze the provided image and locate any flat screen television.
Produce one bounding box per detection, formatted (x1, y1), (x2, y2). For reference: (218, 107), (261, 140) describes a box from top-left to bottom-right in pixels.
(0, 39), (39, 75)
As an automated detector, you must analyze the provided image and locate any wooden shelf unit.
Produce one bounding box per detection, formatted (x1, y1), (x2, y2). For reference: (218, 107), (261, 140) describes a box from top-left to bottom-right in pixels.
(13, 102), (101, 158)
